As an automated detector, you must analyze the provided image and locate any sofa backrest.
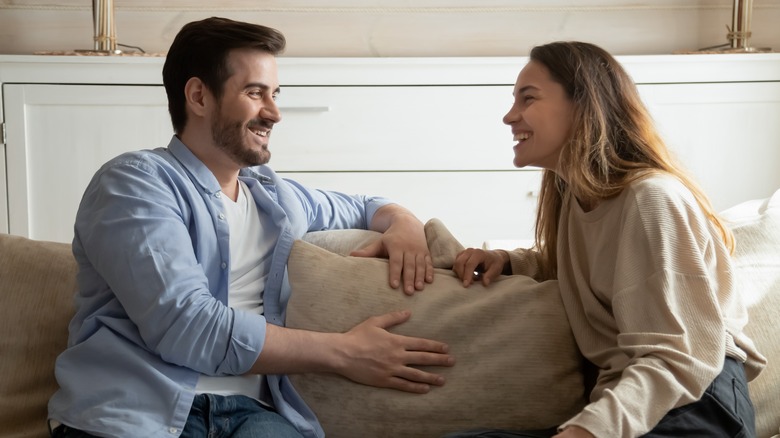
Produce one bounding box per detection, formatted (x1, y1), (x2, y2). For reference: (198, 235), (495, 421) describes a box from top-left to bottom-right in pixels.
(0, 234), (76, 438)
(0, 188), (778, 438)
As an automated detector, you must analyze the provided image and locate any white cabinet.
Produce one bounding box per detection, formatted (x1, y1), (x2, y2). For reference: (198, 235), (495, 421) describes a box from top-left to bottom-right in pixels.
(638, 81), (780, 211)
(1, 54), (779, 248)
(4, 84), (171, 243)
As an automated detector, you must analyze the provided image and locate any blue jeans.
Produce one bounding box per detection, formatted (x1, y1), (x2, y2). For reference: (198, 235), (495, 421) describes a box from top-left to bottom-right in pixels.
(443, 357), (756, 438)
(181, 393), (302, 438)
(51, 394), (303, 438)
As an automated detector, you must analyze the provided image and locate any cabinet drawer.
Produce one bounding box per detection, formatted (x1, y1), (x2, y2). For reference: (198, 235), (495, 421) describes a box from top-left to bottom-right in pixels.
(279, 170), (542, 248)
(271, 85), (515, 172)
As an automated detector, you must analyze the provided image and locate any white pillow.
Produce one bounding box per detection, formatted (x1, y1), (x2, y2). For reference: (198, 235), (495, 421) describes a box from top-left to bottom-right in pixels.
(286, 219), (586, 437)
(721, 188), (780, 438)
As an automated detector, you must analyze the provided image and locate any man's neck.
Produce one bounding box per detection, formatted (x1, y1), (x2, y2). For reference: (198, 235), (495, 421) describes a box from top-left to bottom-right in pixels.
(178, 131), (241, 201)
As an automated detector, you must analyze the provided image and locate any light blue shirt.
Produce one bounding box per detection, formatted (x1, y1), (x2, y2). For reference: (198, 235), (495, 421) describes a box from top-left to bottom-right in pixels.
(48, 136), (391, 438)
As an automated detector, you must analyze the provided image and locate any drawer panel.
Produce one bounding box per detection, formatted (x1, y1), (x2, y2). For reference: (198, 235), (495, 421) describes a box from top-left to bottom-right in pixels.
(271, 85), (515, 172)
(279, 170), (542, 248)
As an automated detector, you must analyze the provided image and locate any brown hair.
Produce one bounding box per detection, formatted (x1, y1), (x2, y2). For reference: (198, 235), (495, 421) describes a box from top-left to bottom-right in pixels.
(162, 17), (286, 134)
(529, 41), (734, 278)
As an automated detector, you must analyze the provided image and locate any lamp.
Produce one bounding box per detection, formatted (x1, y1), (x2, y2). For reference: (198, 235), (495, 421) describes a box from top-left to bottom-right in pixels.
(90, 0), (121, 54)
(722, 0), (771, 52)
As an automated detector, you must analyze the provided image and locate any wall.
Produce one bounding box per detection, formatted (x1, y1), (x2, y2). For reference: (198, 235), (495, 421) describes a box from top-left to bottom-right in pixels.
(0, 0), (778, 57)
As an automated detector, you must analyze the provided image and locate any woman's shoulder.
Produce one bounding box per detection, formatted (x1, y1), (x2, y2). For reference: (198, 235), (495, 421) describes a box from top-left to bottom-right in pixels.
(625, 172), (698, 210)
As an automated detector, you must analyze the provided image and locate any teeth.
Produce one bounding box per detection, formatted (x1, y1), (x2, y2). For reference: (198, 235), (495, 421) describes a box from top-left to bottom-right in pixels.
(251, 129), (268, 137)
(514, 132), (530, 142)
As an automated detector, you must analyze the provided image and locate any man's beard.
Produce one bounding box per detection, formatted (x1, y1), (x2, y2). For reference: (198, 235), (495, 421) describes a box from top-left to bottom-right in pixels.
(211, 112), (271, 167)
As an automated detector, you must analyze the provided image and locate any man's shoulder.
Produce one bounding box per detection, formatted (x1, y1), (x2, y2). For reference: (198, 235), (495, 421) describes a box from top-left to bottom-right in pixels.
(94, 147), (179, 177)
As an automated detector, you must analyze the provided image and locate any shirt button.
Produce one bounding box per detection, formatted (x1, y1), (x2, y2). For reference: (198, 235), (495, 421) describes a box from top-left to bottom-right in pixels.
(215, 192), (222, 198)
(168, 427), (178, 434)
(219, 213), (225, 220)
(221, 262), (227, 269)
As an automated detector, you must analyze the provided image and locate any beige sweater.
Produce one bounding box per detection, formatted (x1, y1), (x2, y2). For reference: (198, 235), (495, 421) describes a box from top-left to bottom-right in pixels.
(507, 174), (766, 438)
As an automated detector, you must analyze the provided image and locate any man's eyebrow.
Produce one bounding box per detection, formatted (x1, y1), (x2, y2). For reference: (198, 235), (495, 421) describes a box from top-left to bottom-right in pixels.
(244, 82), (281, 94)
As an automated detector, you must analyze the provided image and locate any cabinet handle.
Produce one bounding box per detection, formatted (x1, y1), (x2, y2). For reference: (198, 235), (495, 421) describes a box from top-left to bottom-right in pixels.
(279, 106), (331, 112)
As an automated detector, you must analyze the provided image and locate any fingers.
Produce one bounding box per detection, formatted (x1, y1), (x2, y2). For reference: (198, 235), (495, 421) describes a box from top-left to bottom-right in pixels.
(389, 251), (432, 295)
(349, 239), (384, 258)
(369, 309), (413, 330)
(404, 252), (433, 294)
(453, 248), (486, 287)
(390, 367), (446, 392)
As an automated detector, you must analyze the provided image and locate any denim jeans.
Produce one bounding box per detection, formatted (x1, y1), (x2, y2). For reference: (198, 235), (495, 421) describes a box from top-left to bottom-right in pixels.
(51, 393), (303, 438)
(181, 393), (302, 438)
(442, 357), (756, 438)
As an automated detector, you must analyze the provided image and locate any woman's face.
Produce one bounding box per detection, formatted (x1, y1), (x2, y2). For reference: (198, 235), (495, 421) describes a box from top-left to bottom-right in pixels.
(503, 60), (574, 172)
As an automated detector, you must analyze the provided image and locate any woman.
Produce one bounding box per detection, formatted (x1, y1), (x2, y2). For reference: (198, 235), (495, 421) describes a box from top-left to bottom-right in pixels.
(450, 42), (766, 438)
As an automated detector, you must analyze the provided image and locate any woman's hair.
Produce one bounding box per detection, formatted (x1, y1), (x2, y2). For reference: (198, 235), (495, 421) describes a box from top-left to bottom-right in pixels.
(529, 41), (734, 278)
(162, 17), (286, 134)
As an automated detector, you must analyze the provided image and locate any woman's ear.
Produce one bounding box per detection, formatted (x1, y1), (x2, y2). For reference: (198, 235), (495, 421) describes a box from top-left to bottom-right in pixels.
(184, 77), (210, 118)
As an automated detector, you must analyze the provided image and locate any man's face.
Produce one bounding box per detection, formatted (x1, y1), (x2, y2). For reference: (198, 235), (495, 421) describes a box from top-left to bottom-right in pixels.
(211, 49), (281, 167)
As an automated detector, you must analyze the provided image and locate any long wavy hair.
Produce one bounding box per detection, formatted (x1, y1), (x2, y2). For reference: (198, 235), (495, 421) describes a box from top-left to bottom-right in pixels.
(529, 41), (734, 279)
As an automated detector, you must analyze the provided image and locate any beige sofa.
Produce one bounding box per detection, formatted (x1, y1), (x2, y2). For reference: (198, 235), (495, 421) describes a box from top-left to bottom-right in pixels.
(1, 190), (779, 438)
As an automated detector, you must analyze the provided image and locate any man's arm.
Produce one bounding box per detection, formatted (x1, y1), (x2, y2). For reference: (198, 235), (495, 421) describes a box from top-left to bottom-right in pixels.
(351, 204), (434, 295)
(248, 309), (454, 393)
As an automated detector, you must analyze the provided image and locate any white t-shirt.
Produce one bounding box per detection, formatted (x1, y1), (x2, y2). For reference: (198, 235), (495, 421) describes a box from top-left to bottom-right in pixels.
(195, 180), (278, 400)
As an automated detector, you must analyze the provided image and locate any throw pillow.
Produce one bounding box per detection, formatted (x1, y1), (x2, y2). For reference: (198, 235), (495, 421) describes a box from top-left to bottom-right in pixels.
(286, 219), (586, 437)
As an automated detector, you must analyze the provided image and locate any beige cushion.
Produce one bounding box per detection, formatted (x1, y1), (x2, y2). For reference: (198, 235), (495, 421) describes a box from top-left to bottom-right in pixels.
(287, 219), (586, 437)
(0, 234), (76, 438)
(721, 189), (780, 438)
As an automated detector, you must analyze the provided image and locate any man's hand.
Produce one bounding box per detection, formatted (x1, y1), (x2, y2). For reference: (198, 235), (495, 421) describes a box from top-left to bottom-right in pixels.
(253, 311), (453, 394)
(351, 205), (433, 295)
(335, 310), (454, 393)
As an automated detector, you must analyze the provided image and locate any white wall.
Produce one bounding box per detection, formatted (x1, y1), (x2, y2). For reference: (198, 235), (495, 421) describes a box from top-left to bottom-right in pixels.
(0, 0), (778, 57)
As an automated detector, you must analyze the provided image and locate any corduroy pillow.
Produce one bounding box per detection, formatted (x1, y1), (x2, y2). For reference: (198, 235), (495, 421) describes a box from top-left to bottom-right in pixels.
(287, 219), (586, 437)
(0, 234), (77, 438)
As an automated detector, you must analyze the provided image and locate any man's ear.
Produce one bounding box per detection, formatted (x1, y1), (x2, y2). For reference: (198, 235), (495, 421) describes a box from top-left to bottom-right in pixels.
(184, 77), (211, 118)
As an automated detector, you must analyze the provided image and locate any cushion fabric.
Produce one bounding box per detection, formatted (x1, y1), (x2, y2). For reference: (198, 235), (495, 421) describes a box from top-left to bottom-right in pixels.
(0, 234), (76, 438)
(288, 219), (587, 437)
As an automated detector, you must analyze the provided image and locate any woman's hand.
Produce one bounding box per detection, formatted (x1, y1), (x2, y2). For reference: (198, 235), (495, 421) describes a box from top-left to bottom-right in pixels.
(452, 248), (509, 287)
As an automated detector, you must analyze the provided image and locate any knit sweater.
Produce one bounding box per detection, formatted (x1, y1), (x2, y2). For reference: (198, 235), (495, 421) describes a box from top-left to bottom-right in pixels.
(507, 174), (766, 438)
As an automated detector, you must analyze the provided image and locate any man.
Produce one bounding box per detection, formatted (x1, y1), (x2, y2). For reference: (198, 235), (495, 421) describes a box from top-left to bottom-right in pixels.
(48, 17), (453, 438)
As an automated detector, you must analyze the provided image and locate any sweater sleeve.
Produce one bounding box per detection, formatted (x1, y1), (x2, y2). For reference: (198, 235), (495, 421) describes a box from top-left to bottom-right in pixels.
(506, 248), (548, 281)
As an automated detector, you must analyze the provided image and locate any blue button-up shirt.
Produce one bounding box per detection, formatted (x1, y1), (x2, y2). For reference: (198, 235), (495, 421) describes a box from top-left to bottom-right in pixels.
(48, 136), (391, 438)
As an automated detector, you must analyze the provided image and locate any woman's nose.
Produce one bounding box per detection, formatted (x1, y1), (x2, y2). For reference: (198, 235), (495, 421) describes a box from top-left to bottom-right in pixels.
(503, 105), (519, 125)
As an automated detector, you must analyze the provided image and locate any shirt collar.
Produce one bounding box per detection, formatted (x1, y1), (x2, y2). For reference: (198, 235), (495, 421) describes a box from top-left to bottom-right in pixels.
(166, 135), (224, 195)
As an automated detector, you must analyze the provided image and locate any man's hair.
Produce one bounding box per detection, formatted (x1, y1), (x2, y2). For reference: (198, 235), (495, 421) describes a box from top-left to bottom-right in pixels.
(162, 17), (286, 134)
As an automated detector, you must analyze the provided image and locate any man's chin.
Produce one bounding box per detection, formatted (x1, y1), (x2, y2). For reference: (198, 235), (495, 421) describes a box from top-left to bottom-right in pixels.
(242, 152), (271, 167)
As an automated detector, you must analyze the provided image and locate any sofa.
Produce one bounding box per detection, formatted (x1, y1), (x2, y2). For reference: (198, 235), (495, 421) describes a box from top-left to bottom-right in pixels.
(1, 189), (779, 438)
